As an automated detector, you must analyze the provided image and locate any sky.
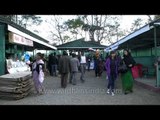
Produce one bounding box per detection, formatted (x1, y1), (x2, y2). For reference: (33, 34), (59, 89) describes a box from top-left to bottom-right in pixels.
(27, 15), (155, 46)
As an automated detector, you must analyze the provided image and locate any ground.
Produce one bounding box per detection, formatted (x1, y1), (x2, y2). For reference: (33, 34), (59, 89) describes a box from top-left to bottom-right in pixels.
(0, 70), (160, 105)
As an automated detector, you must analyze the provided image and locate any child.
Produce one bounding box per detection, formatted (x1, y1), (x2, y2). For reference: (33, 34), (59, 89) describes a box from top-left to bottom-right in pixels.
(32, 52), (45, 94)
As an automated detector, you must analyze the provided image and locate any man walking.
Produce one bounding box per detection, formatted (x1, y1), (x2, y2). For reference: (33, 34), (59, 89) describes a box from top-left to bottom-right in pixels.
(70, 53), (80, 85)
(59, 51), (71, 88)
(52, 52), (58, 76)
(80, 52), (86, 83)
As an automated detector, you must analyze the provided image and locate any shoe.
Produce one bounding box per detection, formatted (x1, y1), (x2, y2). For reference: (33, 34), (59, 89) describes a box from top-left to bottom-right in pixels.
(107, 89), (110, 94)
(81, 80), (85, 83)
(82, 81), (85, 83)
(130, 90), (133, 93)
(111, 92), (115, 96)
(106, 76), (108, 80)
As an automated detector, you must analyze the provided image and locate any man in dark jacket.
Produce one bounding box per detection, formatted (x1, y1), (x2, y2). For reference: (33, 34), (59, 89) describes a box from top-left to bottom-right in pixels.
(70, 53), (80, 85)
(52, 52), (58, 76)
(59, 51), (71, 88)
(48, 53), (53, 76)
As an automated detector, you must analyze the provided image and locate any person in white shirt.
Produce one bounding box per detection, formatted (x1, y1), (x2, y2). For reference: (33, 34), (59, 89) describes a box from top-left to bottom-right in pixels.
(80, 52), (86, 83)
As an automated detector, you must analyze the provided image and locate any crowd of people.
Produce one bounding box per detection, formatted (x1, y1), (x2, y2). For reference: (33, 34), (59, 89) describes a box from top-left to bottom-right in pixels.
(31, 49), (136, 96)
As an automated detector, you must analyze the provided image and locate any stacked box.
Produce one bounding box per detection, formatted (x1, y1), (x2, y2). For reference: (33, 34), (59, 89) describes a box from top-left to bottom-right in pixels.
(0, 72), (34, 100)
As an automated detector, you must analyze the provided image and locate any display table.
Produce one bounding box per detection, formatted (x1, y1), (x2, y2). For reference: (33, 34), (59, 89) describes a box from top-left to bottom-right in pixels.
(0, 72), (34, 100)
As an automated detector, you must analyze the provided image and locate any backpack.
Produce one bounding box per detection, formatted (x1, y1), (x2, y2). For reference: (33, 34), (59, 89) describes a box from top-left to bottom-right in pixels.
(32, 62), (44, 74)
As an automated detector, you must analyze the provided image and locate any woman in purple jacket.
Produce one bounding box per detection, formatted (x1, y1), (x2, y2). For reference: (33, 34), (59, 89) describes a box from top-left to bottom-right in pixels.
(105, 51), (118, 96)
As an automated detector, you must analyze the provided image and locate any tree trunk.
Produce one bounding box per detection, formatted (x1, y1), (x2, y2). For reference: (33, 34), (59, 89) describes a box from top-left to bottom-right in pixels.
(89, 30), (95, 42)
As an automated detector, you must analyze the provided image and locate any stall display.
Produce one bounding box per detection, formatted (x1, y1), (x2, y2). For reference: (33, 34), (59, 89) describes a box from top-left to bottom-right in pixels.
(6, 59), (30, 74)
(0, 72), (34, 100)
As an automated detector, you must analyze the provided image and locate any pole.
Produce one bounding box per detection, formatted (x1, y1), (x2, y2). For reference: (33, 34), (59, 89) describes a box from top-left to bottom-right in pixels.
(154, 26), (158, 87)
(33, 50), (34, 58)
(154, 26), (157, 59)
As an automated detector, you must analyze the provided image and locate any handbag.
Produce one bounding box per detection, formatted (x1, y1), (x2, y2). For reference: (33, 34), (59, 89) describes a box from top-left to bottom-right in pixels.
(118, 62), (128, 73)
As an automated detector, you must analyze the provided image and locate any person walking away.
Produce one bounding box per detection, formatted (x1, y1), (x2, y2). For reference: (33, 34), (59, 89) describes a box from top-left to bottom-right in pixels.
(87, 54), (92, 71)
(80, 52), (86, 83)
(32, 52), (45, 95)
(70, 53), (80, 85)
(59, 51), (71, 88)
(48, 53), (53, 76)
(52, 52), (58, 77)
(115, 51), (122, 88)
(68, 52), (73, 83)
(105, 51), (118, 96)
(98, 58), (104, 77)
(105, 53), (109, 79)
(121, 49), (136, 94)
(94, 54), (100, 77)
(116, 51), (122, 67)
(57, 54), (61, 77)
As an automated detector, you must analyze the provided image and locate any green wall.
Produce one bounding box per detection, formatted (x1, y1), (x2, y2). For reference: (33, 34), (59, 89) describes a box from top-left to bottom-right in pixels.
(132, 47), (160, 57)
(131, 47), (160, 76)
(0, 24), (6, 75)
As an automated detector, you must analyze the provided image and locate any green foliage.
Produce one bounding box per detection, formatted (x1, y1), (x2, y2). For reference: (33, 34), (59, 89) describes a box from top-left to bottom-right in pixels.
(1, 15), (16, 22)
(130, 18), (143, 32)
(154, 15), (160, 20)
(64, 18), (84, 29)
(20, 15), (43, 27)
(64, 15), (123, 44)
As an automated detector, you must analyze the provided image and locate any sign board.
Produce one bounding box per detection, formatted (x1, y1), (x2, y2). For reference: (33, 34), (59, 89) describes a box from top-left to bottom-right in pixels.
(9, 32), (33, 47)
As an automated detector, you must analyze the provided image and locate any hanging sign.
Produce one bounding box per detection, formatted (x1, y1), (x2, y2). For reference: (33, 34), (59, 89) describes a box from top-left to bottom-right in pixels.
(9, 32), (33, 47)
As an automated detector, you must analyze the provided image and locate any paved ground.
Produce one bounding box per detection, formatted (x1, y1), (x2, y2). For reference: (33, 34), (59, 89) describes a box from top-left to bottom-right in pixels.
(0, 70), (160, 105)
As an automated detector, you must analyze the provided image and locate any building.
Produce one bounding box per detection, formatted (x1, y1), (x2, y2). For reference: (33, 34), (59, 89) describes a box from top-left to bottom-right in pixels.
(0, 17), (57, 75)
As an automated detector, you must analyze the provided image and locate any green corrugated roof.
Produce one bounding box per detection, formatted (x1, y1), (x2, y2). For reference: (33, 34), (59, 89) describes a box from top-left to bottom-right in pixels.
(0, 16), (48, 43)
(56, 38), (107, 50)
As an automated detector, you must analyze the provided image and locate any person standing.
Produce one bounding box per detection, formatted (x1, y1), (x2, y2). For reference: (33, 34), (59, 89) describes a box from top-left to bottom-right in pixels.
(80, 52), (86, 83)
(48, 53), (53, 76)
(116, 51), (122, 68)
(32, 52), (45, 95)
(70, 53), (80, 85)
(94, 54), (100, 77)
(105, 51), (118, 96)
(52, 52), (58, 77)
(121, 49), (136, 94)
(59, 51), (71, 88)
(98, 58), (104, 77)
(68, 52), (73, 84)
(87, 54), (92, 71)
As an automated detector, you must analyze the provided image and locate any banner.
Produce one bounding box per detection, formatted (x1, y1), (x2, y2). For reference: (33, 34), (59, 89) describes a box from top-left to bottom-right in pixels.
(9, 32), (33, 47)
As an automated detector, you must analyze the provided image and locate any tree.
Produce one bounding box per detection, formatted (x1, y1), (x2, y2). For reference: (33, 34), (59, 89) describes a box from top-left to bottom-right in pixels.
(0, 15), (42, 29)
(64, 17), (84, 40)
(0, 15), (17, 22)
(18, 15), (42, 28)
(65, 15), (122, 44)
(130, 18), (143, 32)
(154, 15), (160, 20)
(45, 16), (72, 45)
(147, 15), (160, 22)
(147, 15), (154, 22)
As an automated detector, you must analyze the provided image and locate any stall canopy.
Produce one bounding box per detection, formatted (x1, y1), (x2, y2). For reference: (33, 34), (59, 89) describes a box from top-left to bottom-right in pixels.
(56, 38), (107, 50)
(0, 17), (57, 50)
(105, 18), (160, 51)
